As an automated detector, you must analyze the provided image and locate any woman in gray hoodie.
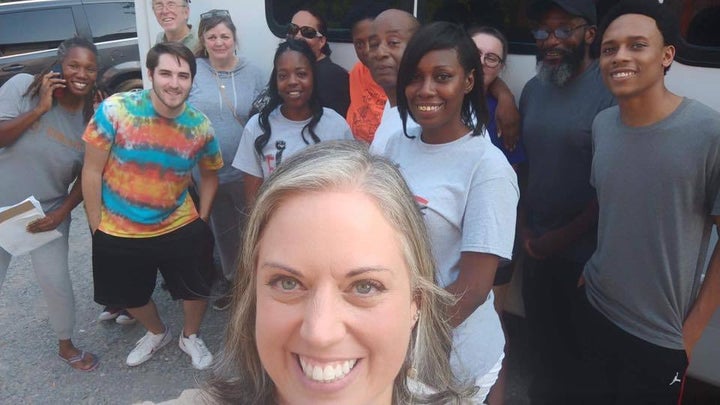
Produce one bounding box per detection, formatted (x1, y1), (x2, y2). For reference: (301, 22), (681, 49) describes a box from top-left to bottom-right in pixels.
(188, 9), (266, 310)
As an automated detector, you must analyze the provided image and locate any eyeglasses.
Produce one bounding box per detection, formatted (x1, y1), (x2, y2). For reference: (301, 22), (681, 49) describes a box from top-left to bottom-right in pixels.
(152, 1), (187, 12)
(200, 9), (230, 20)
(479, 51), (503, 68)
(531, 24), (588, 40)
(287, 23), (324, 40)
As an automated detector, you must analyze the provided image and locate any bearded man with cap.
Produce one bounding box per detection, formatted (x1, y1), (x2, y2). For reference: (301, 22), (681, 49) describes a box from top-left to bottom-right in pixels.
(517, 1), (614, 403)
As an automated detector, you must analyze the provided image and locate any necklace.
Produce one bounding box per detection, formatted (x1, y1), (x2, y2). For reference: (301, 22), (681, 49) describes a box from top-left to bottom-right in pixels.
(212, 68), (244, 125)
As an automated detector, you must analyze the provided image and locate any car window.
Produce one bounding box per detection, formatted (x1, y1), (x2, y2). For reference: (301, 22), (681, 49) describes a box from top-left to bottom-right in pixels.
(0, 8), (76, 57)
(84, 2), (137, 42)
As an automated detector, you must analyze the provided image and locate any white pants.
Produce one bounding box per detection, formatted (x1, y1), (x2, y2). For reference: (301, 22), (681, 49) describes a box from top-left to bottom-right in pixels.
(0, 218), (75, 340)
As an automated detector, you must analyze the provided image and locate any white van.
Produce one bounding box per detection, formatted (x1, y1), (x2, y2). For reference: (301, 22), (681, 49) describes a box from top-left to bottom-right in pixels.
(135, 0), (720, 109)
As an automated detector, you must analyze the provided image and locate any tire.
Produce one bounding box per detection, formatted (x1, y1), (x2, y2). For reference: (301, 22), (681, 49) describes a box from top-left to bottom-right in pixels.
(111, 78), (143, 94)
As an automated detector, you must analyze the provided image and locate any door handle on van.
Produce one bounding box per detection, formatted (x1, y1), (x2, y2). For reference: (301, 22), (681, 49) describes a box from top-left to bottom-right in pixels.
(1, 64), (25, 72)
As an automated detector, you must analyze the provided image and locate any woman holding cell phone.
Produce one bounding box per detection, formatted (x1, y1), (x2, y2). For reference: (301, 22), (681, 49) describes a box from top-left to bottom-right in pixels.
(0, 37), (100, 371)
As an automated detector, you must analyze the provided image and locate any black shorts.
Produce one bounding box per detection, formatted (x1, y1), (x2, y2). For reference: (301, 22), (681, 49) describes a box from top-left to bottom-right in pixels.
(92, 218), (215, 308)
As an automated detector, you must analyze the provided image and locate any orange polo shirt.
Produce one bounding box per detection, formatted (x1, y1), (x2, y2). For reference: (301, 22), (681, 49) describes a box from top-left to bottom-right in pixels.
(346, 62), (387, 143)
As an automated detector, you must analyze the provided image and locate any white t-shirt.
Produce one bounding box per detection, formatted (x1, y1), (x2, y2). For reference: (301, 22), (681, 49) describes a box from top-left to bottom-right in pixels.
(232, 106), (352, 178)
(369, 101), (420, 155)
(384, 127), (519, 383)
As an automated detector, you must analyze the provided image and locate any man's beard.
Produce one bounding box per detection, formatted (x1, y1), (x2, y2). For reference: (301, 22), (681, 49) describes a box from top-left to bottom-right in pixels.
(536, 41), (586, 87)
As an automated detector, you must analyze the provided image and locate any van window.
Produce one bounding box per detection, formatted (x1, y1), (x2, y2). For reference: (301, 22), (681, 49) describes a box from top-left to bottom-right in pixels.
(416, 0), (536, 55)
(85, 2), (137, 42)
(266, 0), (413, 42)
(0, 8), (76, 56)
(265, 0), (720, 67)
(674, 0), (720, 67)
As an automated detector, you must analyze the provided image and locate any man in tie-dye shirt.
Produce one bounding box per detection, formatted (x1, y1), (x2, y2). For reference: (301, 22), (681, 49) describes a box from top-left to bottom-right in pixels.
(82, 43), (222, 370)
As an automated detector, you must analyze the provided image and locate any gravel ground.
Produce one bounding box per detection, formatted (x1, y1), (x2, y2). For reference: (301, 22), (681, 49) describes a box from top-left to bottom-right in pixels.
(0, 208), (230, 404)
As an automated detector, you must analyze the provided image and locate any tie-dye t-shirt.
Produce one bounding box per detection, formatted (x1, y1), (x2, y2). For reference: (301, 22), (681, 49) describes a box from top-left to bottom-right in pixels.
(83, 89), (223, 238)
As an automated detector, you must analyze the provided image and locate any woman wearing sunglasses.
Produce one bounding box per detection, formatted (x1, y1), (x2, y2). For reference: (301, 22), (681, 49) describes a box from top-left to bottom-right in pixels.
(288, 9), (350, 117)
(188, 9), (266, 311)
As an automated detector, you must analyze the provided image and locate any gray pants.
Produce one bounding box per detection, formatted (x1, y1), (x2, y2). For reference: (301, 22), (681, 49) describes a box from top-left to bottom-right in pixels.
(209, 180), (246, 282)
(0, 218), (75, 340)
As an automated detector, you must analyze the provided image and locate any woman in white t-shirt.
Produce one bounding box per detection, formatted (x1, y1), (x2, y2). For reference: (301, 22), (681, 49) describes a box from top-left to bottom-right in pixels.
(232, 39), (352, 205)
(383, 22), (519, 402)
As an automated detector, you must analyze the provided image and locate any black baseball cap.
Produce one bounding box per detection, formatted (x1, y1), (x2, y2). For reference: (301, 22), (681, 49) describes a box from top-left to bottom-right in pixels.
(528, 0), (597, 25)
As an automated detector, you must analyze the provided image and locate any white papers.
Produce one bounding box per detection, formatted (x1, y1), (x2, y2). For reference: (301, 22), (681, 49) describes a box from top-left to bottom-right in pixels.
(0, 196), (61, 255)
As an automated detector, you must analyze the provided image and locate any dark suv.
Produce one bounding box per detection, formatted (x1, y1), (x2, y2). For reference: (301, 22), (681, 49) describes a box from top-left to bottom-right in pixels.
(0, 0), (142, 93)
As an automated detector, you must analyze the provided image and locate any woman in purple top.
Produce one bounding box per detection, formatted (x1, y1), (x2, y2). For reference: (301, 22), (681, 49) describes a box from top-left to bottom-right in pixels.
(470, 26), (526, 167)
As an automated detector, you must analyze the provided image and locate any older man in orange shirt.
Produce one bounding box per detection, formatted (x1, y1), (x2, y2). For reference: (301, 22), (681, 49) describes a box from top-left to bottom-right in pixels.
(345, 3), (387, 143)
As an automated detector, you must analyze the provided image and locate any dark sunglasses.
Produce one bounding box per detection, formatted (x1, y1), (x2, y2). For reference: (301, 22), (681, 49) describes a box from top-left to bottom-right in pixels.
(200, 9), (230, 20)
(287, 23), (323, 39)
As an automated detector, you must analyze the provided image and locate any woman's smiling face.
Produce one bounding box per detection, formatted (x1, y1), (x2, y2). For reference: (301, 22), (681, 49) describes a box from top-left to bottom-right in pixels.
(254, 189), (418, 405)
(276, 49), (313, 119)
(405, 48), (474, 143)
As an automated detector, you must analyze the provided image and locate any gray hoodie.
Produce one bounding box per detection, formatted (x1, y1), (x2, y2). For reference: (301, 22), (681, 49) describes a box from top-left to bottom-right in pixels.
(189, 57), (267, 183)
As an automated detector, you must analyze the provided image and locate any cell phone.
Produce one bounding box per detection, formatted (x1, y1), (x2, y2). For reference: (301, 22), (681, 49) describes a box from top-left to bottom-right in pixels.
(51, 63), (63, 78)
(51, 63), (65, 98)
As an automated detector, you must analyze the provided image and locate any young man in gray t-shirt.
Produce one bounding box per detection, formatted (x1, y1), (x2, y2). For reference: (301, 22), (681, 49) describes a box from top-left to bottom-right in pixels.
(578, 2), (720, 403)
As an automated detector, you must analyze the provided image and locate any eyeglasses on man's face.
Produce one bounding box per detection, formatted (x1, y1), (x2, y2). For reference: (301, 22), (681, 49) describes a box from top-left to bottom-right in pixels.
(200, 9), (230, 20)
(152, 1), (187, 13)
(479, 51), (503, 68)
(287, 23), (323, 40)
(531, 23), (588, 40)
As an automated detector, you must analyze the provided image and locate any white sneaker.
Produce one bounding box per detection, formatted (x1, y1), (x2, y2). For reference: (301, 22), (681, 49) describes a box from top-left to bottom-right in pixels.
(126, 327), (172, 367)
(115, 310), (137, 325)
(98, 306), (122, 321)
(179, 333), (213, 370)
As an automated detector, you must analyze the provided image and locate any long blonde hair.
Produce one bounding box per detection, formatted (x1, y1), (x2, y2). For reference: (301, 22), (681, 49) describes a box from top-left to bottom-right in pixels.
(205, 140), (472, 404)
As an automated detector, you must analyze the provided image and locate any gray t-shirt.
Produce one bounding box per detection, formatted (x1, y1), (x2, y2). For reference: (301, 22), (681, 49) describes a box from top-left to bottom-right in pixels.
(188, 57), (266, 184)
(384, 128), (519, 383)
(0, 74), (85, 212)
(519, 61), (615, 262)
(584, 98), (720, 350)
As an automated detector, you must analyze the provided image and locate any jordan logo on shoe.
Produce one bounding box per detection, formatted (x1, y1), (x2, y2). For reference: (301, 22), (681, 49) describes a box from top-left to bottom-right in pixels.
(669, 372), (681, 386)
